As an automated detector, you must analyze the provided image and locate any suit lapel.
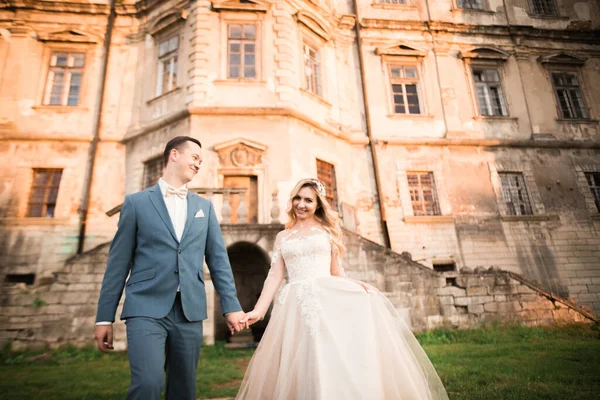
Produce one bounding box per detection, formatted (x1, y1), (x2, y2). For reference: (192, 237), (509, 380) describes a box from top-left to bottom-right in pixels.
(148, 184), (179, 242)
(179, 192), (196, 244)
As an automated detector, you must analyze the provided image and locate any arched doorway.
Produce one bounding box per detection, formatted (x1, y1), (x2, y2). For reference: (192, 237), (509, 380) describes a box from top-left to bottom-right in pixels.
(214, 241), (271, 345)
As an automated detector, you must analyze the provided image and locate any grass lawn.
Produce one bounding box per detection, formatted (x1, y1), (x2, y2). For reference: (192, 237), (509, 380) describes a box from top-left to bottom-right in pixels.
(1, 323), (598, 399)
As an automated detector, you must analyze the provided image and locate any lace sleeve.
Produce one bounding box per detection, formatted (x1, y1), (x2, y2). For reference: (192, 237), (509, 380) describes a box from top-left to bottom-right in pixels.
(265, 231), (286, 283)
(330, 241), (346, 277)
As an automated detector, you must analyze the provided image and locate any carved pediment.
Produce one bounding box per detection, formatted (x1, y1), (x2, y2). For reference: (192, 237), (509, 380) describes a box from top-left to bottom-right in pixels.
(376, 43), (426, 57)
(212, 0), (270, 12)
(297, 10), (332, 42)
(539, 52), (587, 66)
(147, 10), (187, 35)
(38, 29), (99, 44)
(214, 138), (267, 168)
(460, 47), (510, 60)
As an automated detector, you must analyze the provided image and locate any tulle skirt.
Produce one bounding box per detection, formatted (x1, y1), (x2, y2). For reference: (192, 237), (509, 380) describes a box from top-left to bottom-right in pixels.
(236, 276), (449, 400)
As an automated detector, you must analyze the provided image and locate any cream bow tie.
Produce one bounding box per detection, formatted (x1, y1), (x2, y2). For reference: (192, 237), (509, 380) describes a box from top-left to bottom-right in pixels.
(165, 186), (188, 199)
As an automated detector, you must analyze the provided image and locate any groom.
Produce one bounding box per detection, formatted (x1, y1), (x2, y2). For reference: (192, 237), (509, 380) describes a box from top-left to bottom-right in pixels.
(95, 136), (245, 400)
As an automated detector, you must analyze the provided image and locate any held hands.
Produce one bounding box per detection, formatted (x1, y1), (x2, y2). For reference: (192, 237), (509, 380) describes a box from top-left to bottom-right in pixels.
(225, 311), (247, 335)
(95, 324), (114, 353)
(239, 309), (265, 330)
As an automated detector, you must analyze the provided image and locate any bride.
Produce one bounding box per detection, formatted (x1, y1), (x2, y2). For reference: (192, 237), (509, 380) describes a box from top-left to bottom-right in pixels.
(237, 178), (449, 399)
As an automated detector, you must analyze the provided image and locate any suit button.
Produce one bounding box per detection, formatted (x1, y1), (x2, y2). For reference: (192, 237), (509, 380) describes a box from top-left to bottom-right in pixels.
(178, 250), (182, 254)
(174, 270), (179, 274)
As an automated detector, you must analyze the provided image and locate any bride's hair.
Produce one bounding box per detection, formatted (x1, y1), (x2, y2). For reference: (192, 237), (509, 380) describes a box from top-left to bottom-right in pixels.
(285, 179), (345, 255)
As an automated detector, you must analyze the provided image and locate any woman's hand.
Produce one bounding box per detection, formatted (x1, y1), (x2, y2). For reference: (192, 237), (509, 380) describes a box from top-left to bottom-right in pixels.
(356, 280), (378, 294)
(239, 309), (265, 329)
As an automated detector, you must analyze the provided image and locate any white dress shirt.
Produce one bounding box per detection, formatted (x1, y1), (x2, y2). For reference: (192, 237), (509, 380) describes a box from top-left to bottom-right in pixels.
(96, 178), (187, 325)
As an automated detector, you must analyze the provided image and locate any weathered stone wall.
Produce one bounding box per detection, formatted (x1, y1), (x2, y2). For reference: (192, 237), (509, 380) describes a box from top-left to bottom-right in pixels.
(1, 229), (594, 350)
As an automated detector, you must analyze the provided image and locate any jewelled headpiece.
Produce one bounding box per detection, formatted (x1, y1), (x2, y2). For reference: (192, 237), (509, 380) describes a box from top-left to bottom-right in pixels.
(308, 179), (326, 198)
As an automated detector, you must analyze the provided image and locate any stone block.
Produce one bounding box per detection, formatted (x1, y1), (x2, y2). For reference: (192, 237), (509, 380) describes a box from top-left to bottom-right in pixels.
(466, 286), (488, 296)
(440, 306), (456, 317)
(468, 304), (484, 314)
(438, 296), (455, 305)
(61, 292), (90, 305)
(522, 299), (555, 310)
(494, 295), (507, 302)
(67, 283), (97, 292)
(436, 286), (466, 296)
(577, 293), (599, 302)
(489, 285), (518, 295)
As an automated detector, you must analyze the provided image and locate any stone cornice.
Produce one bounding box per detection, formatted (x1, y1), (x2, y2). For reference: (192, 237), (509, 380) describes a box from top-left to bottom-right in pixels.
(134, 0), (191, 18)
(0, 0), (111, 15)
(122, 106), (364, 145)
(375, 137), (600, 150)
(361, 19), (600, 44)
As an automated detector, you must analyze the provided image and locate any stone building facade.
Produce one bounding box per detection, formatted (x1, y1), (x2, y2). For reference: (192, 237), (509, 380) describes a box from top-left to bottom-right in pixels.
(1, 0), (599, 347)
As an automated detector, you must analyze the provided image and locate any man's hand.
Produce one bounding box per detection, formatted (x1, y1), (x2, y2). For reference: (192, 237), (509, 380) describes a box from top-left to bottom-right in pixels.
(239, 309), (264, 330)
(95, 324), (114, 353)
(224, 311), (246, 335)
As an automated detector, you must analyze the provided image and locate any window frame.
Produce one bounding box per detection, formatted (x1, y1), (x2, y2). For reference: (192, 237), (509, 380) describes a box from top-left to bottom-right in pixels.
(471, 65), (509, 117)
(26, 168), (63, 218)
(316, 159), (339, 211)
(155, 33), (181, 97)
(388, 64), (423, 115)
(142, 156), (165, 190)
(406, 171), (441, 217)
(498, 172), (534, 216)
(456, 0), (486, 10)
(302, 40), (323, 97)
(42, 51), (87, 107)
(549, 69), (589, 120)
(584, 172), (600, 213)
(226, 23), (259, 80)
(529, 0), (559, 17)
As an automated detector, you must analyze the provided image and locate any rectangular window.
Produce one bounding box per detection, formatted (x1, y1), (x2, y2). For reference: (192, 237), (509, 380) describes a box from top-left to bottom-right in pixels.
(551, 71), (588, 119)
(530, 0), (558, 16)
(43, 52), (85, 106)
(472, 67), (508, 116)
(499, 172), (533, 216)
(585, 172), (600, 213)
(457, 0), (485, 9)
(303, 42), (322, 96)
(228, 24), (257, 79)
(143, 157), (165, 189)
(390, 65), (421, 115)
(407, 172), (441, 216)
(156, 35), (179, 96)
(316, 159), (338, 211)
(27, 169), (63, 218)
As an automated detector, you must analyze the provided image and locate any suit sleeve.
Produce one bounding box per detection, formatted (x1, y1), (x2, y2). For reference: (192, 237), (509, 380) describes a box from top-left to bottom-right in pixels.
(96, 195), (137, 323)
(204, 201), (243, 315)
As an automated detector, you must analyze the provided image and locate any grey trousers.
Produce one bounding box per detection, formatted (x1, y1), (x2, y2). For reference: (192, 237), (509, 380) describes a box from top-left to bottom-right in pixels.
(125, 293), (203, 400)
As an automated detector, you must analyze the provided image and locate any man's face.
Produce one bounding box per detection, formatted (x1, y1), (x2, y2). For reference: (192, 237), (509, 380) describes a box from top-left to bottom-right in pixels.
(172, 142), (202, 183)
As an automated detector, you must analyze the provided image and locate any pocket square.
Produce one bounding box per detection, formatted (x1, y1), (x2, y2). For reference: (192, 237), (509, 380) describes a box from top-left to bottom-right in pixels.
(194, 210), (205, 218)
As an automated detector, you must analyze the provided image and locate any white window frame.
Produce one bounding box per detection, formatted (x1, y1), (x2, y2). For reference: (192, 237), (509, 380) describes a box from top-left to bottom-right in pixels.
(549, 70), (589, 120)
(456, 0), (486, 10)
(155, 34), (180, 97)
(388, 63), (423, 115)
(43, 52), (86, 106)
(303, 41), (322, 97)
(471, 66), (509, 117)
(226, 23), (258, 80)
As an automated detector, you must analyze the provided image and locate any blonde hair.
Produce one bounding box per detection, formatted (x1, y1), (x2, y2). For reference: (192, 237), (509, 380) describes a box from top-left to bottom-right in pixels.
(285, 179), (345, 255)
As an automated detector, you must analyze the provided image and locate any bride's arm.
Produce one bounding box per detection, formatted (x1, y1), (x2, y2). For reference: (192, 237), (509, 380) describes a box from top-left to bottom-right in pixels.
(331, 244), (378, 293)
(241, 231), (286, 327)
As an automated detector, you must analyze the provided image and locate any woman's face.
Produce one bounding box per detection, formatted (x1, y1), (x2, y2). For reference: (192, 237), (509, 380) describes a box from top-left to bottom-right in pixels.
(292, 186), (319, 221)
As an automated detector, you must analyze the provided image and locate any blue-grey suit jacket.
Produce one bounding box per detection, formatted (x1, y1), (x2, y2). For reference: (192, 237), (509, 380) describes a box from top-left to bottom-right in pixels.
(96, 184), (242, 323)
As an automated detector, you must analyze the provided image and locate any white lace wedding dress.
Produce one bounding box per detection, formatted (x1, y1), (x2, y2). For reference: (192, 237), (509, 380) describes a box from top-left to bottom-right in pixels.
(236, 227), (449, 400)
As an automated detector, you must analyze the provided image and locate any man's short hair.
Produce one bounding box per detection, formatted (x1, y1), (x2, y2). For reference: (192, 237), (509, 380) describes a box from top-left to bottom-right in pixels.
(163, 136), (202, 165)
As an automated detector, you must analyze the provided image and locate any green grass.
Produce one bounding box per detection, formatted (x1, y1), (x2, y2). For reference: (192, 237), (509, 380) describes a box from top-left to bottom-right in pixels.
(1, 324), (598, 399)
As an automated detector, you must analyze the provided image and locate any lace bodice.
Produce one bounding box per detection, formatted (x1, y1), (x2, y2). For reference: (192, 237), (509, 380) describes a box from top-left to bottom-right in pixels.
(279, 229), (332, 283)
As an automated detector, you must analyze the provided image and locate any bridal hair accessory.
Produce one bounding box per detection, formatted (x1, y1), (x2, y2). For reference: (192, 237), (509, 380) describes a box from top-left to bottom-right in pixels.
(309, 179), (327, 198)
